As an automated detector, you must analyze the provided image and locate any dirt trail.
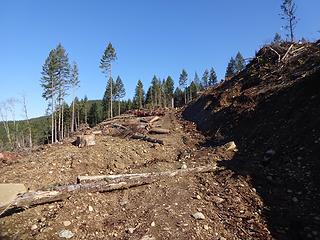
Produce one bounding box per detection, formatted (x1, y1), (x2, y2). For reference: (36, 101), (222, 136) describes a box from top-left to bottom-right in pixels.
(0, 111), (271, 239)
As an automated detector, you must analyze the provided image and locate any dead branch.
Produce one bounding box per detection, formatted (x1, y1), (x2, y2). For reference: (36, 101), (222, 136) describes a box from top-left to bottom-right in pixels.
(281, 44), (294, 61)
(131, 134), (164, 144)
(112, 123), (129, 130)
(149, 116), (160, 124)
(148, 128), (170, 134)
(268, 47), (281, 62)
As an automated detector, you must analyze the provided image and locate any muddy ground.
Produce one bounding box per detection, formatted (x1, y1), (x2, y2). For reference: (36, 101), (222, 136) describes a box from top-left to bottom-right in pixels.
(0, 111), (271, 240)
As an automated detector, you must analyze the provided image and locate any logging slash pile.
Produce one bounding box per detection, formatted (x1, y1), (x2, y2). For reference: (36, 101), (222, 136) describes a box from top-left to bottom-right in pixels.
(183, 40), (320, 239)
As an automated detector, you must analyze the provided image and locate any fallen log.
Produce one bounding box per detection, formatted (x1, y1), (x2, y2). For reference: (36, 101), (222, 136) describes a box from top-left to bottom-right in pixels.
(77, 165), (215, 183)
(149, 116), (160, 124)
(112, 123), (129, 130)
(0, 165), (216, 216)
(149, 127), (170, 134)
(131, 134), (164, 144)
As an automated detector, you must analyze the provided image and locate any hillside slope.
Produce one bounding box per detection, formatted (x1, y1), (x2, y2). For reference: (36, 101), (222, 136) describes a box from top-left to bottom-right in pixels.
(183, 41), (320, 239)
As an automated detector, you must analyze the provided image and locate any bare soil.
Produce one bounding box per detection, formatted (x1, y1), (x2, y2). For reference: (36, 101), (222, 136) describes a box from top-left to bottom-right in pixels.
(0, 111), (271, 239)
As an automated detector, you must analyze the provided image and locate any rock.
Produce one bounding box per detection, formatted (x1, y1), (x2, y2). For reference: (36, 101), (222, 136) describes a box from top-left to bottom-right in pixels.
(151, 221), (155, 227)
(292, 197), (298, 203)
(203, 225), (209, 230)
(58, 229), (75, 239)
(0, 184), (27, 206)
(225, 141), (237, 151)
(63, 221), (71, 227)
(192, 212), (205, 220)
(88, 205), (93, 212)
(213, 196), (225, 204)
(265, 149), (276, 156)
(180, 162), (187, 169)
(220, 237), (226, 240)
(196, 195), (201, 200)
(140, 235), (155, 240)
(127, 228), (135, 234)
(31, 224), (38, 231)
(76, 134), (95, 148)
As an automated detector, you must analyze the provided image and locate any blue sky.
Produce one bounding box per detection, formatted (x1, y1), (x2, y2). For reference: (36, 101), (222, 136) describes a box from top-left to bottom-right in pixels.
(1, 0), (319, 119)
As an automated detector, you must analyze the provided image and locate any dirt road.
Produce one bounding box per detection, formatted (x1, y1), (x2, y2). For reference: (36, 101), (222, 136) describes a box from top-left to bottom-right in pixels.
(0, 111), (271, 239)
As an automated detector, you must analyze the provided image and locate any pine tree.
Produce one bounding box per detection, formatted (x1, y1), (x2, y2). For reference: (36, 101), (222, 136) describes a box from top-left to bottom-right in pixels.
(201, 69), (209, 88)
(40, 49), (60, 143)
(102, 77), (116, 119)
(88, 102), (100, 127)
(208, 68), (217, 86)
(163, 76), (174, 107)
(55, 44), (70, 141)
(273, 33), (282, 44)
(234, 52), (246, 72)
(225, 57), (237, 79)
(281, 0), (298, 42)
(134, 80), (145, 109)
(193, 72), (202, 91)
(70, 62), (79, 133)
(173, 87), (184, 108)
(179, 69), (188, 104)
(114, 76), (126, 115)
(189, 81), (198, 100)
(100, 42), (117, 118)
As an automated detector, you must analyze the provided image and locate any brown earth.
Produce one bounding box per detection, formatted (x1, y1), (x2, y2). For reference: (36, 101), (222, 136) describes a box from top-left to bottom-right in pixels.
(0, 111), (271, 239)
(183, 41), (320, 240)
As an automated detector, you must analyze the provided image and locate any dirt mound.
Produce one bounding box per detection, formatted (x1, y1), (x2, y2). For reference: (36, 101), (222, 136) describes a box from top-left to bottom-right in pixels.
(183, 41), (320, 239)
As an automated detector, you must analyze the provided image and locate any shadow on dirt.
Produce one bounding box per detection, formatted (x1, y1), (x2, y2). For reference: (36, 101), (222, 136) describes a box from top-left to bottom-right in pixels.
(184, 72), (320, 240)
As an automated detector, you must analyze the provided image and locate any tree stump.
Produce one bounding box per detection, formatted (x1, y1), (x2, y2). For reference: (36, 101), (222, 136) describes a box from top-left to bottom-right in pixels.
(76, 134), (95, 148)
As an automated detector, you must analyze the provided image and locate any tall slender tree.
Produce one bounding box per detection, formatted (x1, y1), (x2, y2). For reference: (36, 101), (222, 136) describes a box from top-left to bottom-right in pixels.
(208, 68), (218, 86)
(234, 52), (246, 72)
(102, 77), (116, 119)
(281, 0), (298, 42)
(201, 69), (209, 88)
(114, 76), (126, 115)
(225, 57), (237, 79)
(70, 62), (79, 133)
(100, 42), (117, 118)
(41, 49), (59, 143)
(163, 76), (174, 108)
(179, 69), (188, 104)
(134, 80), (145, 109)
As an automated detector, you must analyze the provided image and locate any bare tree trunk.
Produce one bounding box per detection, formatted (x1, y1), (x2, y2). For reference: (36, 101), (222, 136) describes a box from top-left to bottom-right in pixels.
(118, 100), (121, 116)
(54, 112), (57, 143)
(61, 104), (64, 140)
(110, 66), (113, 118)
(77, 108), (80, 129)
(0, 104), (12, 146)
(22, 95), (32, 148)
(71, 91), (75, 133)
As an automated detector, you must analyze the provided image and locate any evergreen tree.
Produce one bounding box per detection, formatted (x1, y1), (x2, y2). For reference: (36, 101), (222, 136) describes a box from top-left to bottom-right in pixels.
(234, 52), (246, 72)
(134, 80), (145, 109)
(189, 81), (198, 100)
(173, 87), (184, 108)
(208, 68), (217, 86)
(88, 102), (100, 127)
(273, 33), (282, 44)
(102, 77), (116, 119)
(225, 57), (237, 79)
(179, 69), (188, 104)
(163, 76), (174, 107)
(114, 76), (126, 115)
(40, 49), (58, 143)
(70, 62), (79, 133)
(100, 42), (117, 118)
(55, 43), (70, 141)
(201, 69), (209, 88)
(193, 72), (202, 91)
(281, 0), (298, 42)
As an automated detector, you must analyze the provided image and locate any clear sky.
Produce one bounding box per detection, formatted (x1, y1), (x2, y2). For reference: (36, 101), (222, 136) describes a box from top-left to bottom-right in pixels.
(1, 0), (319, 119)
